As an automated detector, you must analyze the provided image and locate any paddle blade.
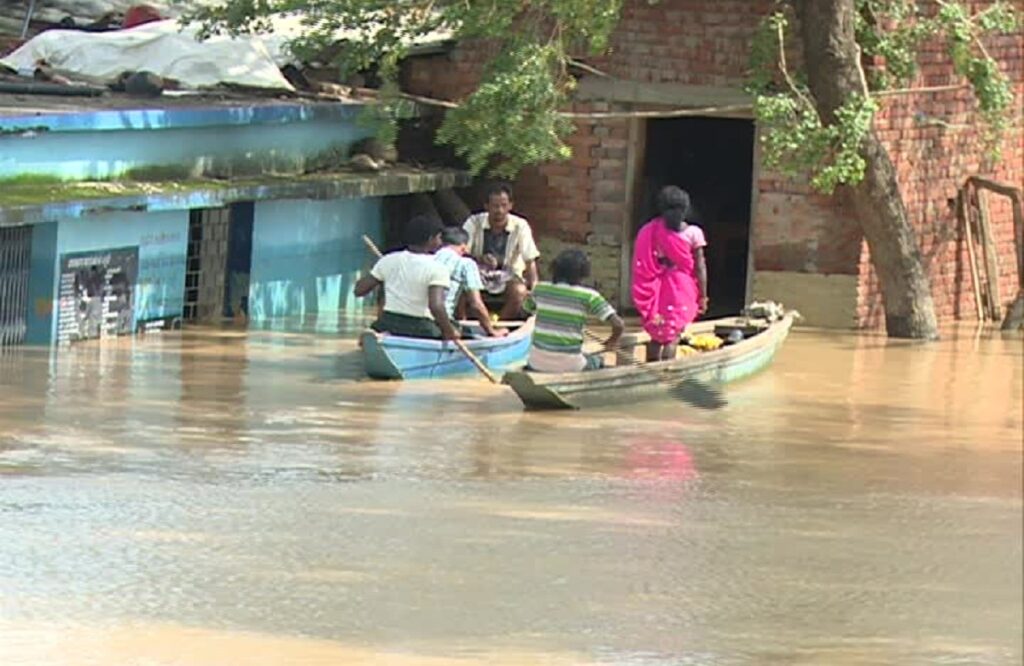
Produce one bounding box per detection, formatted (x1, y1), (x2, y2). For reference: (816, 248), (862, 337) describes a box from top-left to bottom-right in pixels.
(667, 378), (728, 410)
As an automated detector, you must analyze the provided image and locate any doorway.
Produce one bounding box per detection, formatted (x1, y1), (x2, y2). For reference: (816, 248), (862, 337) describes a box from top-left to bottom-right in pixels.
(181, 203), (254, 323)
(634, 117), (755, 317)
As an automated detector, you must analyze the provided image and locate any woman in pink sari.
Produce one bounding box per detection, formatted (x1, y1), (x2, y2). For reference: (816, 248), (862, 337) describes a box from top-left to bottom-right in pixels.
(631, 186), (709, 362)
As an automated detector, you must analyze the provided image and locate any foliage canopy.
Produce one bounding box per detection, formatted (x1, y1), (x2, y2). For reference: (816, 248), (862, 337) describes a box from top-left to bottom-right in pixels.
(747, 0), (1019, 193)
(185, 0), (624, 177)
(185, 0), (1019, 185)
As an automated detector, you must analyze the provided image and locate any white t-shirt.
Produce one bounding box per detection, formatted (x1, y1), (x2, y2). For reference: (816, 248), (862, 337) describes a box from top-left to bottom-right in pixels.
(371, 251), (450, 319)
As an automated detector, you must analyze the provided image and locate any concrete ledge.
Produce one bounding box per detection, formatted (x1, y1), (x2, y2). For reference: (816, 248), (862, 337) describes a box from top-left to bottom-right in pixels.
(0, 99), (365, 134)
(575, 77), (752, 111)
(751, 270), (859, 329)
(0, 167), (472, 227)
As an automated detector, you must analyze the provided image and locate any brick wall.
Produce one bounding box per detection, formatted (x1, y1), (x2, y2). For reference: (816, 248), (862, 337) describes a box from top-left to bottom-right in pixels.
(859, 7), (1024, 327)
(588, 0), (776, 86)
(401, 0), (770, 306)
(403, 0), (1022, 327)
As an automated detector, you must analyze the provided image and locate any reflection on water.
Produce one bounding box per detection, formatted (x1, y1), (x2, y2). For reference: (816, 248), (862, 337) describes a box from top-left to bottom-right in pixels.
(0, 321), (1021, 665)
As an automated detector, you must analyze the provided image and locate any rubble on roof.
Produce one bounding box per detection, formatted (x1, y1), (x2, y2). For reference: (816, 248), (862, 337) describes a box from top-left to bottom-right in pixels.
(1, 19), (295, 91)
(0, 2), (453, 103)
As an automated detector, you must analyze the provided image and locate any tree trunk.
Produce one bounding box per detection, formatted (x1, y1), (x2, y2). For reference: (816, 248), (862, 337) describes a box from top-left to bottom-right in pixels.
(795, 0), (939, 339)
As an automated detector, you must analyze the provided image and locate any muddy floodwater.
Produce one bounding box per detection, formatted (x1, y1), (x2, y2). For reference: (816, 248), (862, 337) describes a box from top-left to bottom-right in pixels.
(1, 320), (1021, 665)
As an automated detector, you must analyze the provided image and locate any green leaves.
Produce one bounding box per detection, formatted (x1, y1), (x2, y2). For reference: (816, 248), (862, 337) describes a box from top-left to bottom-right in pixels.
(750, 0), (1017, 194)
(755, 92), (877, 195)
(436, 41), (575, 177)
(182, 0), (624, 178)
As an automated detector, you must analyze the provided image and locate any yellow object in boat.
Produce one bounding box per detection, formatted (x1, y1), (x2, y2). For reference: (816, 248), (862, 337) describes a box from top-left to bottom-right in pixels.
(687, 333), (724, 351)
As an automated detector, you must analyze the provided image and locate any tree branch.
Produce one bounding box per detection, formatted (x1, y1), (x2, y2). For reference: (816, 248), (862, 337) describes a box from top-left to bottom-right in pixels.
(776, 20), (816, 111)
(349, 85), (750, 119)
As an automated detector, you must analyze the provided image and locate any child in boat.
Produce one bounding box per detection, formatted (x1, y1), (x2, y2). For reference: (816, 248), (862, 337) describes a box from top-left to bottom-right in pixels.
(525, 249), (625, 372)
(354, 215), (460, 341)
(434, 226), (506, 338)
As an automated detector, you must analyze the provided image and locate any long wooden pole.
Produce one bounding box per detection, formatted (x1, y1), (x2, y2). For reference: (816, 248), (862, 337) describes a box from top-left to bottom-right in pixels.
(957, 190), (985, 321)
(975, 188), (1002, 320)
(452, 339), (500, 384)
(966, 176), (1024, 330)
(361, 235), (499, 384)
(361, 235), (385, 317)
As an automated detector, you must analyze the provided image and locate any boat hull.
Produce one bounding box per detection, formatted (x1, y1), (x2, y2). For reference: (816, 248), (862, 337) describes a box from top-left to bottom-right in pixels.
(503, 314), (795, 410)
(361, 318), (534, 380)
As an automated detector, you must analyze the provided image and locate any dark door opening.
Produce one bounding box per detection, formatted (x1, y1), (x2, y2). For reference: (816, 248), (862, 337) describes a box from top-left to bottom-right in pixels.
(224, 202), (254, 320)
(635, 117), (755, 318)
(182, 203), (254, 323)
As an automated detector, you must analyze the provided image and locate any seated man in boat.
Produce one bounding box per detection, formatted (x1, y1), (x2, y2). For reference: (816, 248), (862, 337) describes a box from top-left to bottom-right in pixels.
(434, 226), (507, 338)
(353, 215), (460, 341)
(462, 184), (540, 321)
(525, 249), (624, 373)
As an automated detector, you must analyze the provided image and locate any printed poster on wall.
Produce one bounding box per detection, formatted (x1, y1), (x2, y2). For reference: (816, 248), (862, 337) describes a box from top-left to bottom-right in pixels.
(56, 246), (139, 345)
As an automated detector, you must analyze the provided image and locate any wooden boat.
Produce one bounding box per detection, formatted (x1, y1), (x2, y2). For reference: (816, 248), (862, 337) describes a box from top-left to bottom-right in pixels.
(502, 312), (796, 410)
(361, 318), (535, 380)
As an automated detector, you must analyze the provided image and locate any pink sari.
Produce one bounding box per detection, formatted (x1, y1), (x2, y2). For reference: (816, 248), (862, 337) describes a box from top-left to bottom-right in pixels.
(631, 218), (701, 344)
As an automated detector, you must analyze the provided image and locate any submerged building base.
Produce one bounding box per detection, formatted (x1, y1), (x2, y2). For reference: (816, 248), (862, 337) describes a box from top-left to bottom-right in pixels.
(4, 167), (471, 348)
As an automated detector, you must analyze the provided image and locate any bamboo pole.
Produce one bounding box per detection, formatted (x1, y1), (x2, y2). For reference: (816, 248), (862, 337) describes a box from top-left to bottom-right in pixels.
(975, 187), (1002, 320)
(957, 189), (985, 321)
(968, 176), (1024, 292)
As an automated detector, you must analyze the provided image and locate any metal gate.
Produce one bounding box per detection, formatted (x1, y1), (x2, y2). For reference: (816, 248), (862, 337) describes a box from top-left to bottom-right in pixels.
(182, 207), (232, 322)
(0, 225), (32, 347)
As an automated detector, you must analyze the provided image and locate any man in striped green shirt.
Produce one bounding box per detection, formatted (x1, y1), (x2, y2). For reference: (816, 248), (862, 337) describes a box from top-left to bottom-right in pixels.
(524, 249), (625, 373)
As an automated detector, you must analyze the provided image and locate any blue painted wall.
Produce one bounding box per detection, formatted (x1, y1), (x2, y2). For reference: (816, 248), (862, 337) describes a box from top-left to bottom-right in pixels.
(25, 222), (57, 345)
(1, 117), (372, 181)
(32, 211), (189, 344)
(248, 198), (383, 323)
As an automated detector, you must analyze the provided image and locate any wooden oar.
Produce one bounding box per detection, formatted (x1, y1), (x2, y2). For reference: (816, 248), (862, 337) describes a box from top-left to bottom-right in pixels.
(361, 235), (499, 384)
(452, 339), (500, 384)
(583, 329), (726, 409)
(362, 234), (384, 257)
(361, 235), (386, 317)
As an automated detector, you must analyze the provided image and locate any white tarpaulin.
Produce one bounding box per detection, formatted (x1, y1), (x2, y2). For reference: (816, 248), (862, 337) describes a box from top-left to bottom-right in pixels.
(0, 19), (295, 91)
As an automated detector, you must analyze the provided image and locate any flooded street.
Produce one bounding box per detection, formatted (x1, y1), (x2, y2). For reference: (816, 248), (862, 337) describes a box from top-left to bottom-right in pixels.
(1, 322), (1021, 665)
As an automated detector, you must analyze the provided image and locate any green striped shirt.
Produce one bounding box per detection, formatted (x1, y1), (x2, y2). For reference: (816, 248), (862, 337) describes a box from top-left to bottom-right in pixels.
(525, 282), (616, 354)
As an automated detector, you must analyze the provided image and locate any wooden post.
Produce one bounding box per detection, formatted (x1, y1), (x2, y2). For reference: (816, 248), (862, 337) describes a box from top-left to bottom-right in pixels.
(619, 117), (645, 312)
(957, 189), (985, 321)
(975, 188), (1002, 320)
(967, 176), (1023, 328)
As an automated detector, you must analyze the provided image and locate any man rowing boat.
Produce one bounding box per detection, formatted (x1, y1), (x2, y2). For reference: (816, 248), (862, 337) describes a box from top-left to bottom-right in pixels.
(354, 215), (460, 341)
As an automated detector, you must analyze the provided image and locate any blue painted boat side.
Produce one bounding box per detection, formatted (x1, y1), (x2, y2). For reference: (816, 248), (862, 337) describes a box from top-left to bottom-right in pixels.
(361, 320), (534, 380)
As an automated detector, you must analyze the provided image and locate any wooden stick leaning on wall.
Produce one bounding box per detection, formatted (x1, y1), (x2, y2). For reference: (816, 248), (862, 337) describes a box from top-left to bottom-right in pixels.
(974, 187), (1002, 320)
(968, 176), (1024, 329)
(970, 184), (1003, 319)
(957, 189), (985, 321)
(360, 235), (499, 384)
